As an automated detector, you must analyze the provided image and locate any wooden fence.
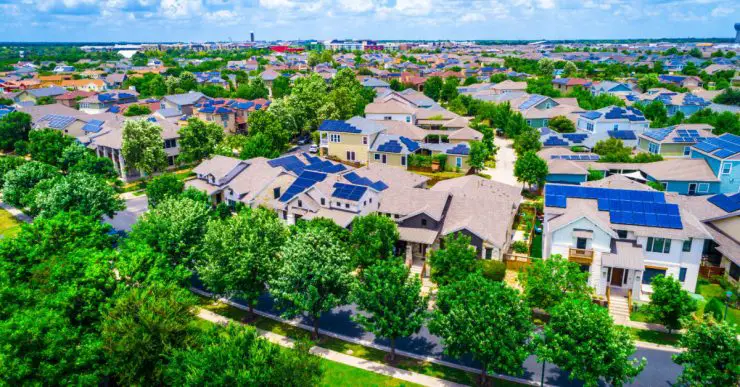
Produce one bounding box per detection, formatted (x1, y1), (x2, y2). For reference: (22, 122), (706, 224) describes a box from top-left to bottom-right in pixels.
(699, 265), (725, 279)
(503, 253), (532, 271)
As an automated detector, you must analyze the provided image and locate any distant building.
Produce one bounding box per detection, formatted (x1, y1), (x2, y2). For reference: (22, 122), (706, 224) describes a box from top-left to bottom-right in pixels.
(250, 31), (255, 42)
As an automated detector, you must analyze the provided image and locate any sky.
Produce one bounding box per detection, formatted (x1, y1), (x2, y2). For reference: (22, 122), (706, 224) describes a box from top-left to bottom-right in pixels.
(0, 0), (738, 42)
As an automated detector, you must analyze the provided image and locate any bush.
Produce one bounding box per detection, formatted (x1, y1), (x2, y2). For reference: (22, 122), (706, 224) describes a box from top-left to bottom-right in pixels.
(480, 260), (506, 282)
(587, 169), (604, 181)
(433, 153), (447, 170)
(512, 241), (529, 254)
(704, 298), (725, 321)
(647, 181), (665, 191)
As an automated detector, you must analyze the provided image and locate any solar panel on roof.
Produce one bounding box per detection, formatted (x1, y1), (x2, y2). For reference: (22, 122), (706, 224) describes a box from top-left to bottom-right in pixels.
(400, 137), (420, 152)
(708, 193), (740, 213)
(268, 155), (307, 174)
(608, 130), (637, 140)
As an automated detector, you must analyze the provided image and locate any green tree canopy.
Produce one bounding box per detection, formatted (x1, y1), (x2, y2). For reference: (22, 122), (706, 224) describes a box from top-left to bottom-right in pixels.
(593, 138), (632, 162)
(537, 297), (645, 387)
(177, 117), (225, 163)
(673, 319), (740, 386)
(2, 160), (59, 209)
(431, 273), (534, 383)
(549, 115), (576, 133)
(517, 254), (591, 310)
(28, 172), (124, 219)
(428, 233), (480, 286)
(353, 258), (427, 361)
(271, 75), (291, 99)
(0, 111), (32, 151)
(646, 274), (697, 332)
(468, 140), (490, 171)
(28, 128), (75, 166)
(350, 214), (400, 269)
(423, 76), (444, 101)
(146, 173), (184, 208)
(514, 151), (548, 188)
(121, 119), (168, 176)
(513, 127), (542, 156)
(270, 224), (354, 339)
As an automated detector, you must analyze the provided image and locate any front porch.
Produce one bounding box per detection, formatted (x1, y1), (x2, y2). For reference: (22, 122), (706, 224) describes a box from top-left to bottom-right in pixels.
(598, 240), (646, 305)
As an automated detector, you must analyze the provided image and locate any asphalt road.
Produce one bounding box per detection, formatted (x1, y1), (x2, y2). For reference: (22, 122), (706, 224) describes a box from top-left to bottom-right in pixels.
(104, 195), (148, 232)
(197, 285), (683, 387)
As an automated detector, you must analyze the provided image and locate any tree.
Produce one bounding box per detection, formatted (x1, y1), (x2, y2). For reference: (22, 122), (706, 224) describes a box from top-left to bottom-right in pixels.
(123, 104), (152, 116)
(102, 283), (197, 386)
(121, 119), (167, 176)
(166, 324), (323, 386)
(235, 77), (270, 100)
(537, 58), (555, 77)
(714, 88), (740, 106)
(269, 224), (354, 339)
(463, 76), (479, 86)
(146, 173), (184, 208)
(28, 128), (75, 166)
(549, 115), (576, 133)
(245, 109), (290, 155)
(389, 79), (403, 91)
(646, 274), (697, 333)
(638, 100), (668, 127)
(430, 273), (534, 383)
(350, 214), (399, 269)
(638, 74), (660, 92)
(289, 74), (328, 131)
(593, 138), (632, 162)
(177, 118), (224, 163)
(178, 71), (198, 92)
(673, 319), (740, 386)
(514, 127), (542, 156)
(28, 172), (124, 219)
(36, 95), (56, 105)
(423, 76), (444, 101)
(537, 297), (645, 387)
(0, 111), (32, 151)
(440, 77), (460, 102)
(428, 233), (480, 286)
(197, 207), (287, 316)
(0, 156), (26, 187)
(353, 258), (427, 361)
(2, 160), (59, 209)
(517, 254), (591, 310)
(128, 196), (211, 268)
(271, 75), (291, 99)
(514, 151), (548, 188)
(468, 140), (489, 171)
(563, 61), (578, 77)
(59, 143), (118, 180)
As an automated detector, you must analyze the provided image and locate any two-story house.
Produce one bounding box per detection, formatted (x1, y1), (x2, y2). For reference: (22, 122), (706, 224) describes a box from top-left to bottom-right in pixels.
(78, 90), (139, 114)
(160, 92), (209, 116)
(544, 183), (712, 302)
(576, 106), (650, 148)
(691, 133), (740, 194)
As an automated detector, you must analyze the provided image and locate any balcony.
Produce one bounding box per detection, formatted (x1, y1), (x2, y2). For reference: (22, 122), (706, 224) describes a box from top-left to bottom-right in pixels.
(568, 248), (594, 264)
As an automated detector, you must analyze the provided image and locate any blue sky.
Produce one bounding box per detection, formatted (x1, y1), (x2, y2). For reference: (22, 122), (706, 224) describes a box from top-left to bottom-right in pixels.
(0, 0), (738, 42)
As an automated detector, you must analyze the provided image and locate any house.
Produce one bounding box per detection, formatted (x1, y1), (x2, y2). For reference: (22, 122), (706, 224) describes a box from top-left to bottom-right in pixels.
(637, 159), (721, 196)
(590, 81), (635, 97)
(104, 73), (128, 89)
(576, 106), (650, 147)
(630, 88), (711, 117)
(54, 90), (97, 108)
(260, 69), (280, 88)
(359, 77), (391, 92)
(52, 65), (75, 74)
(78, 90), (139, 114)
(690, 134), (740, 194)
(543, 183), (711, 302)
(658, 75), (702, 89)
(160, 91), (208, 115)
(192, 98), (270, 133)
(13, 86), (67, 104)
(552, 78), (592, 93)
(638, 124), (715, 158)
(513, 94), (583, 128)
(60, 79), (108, 92)
(39, 75), (73, 86)
(491, 80), (527, 94)
(17, 103), (119, 142)
(89, 116), (181, 181)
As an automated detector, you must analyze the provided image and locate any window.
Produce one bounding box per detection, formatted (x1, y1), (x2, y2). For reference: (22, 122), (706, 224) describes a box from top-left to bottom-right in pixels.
(320, 198), (325, 205)
(330, 133), (341, 142)
(273, 187), (281, 199)
(730, 261), (740, 281)
(405, 116), (411, 123)
(421, 218), (427, 226)
(526, 120), (532, 126)
(642, 267), (667, 284)
(722, 162), (731, 175)
(163, 138), (177, 148)
(362, 136), (367, 145)
(613, 124), (619, 131)
(374, 153), (380, 160)
(683, 146), (690, 156)
(648, 142), (660, 154)
(382, 155), (387, 164)
(369, 198), (372, 203)
(485, 248), (493, 259)
(336, 201), (341, 206)
(345, 203), (350, 209)
(679, 267), (687, 282)
(297, 200), (302, 208)
(384, 116), (392, 120)
(401, 156), (406, 166)
(617, 230), (628, 239)
(646, 237), (671, 254)
(456, 157), (462, 168)
(167, 155), (176, 166)
(698, 183), (709, 193)
(346, 151), (355, 161)
(682, 238), (692, 252)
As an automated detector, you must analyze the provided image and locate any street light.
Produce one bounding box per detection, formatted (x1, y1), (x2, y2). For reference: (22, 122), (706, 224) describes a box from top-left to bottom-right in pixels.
(724, 291), (732, 321)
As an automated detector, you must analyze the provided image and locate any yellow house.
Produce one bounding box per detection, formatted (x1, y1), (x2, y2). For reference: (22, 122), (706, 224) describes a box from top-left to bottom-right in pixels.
(319, 117), (386, 164)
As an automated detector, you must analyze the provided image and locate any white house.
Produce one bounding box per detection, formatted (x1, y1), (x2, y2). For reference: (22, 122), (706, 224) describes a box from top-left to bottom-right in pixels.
(576, 106), (650, 148)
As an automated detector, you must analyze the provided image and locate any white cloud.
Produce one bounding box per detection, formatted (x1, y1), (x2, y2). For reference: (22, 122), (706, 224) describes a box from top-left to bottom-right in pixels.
(460, 13), (485, 22)
(394, 0), (432, 16)
(160, 0), (203, 19)
(536, 0), (556, 9)
(710, 6), (734, 17)
(338, 0), (375, 13)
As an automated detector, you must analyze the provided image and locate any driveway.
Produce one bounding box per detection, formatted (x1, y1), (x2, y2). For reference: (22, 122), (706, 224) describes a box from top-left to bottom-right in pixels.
(483, 136), (522, 188)
(104, 195), (148, 232)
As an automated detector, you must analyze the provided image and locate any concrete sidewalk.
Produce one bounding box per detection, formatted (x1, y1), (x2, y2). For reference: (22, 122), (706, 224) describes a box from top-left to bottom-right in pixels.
(197, 308), (466, 387)
(0, 200), (32, 223)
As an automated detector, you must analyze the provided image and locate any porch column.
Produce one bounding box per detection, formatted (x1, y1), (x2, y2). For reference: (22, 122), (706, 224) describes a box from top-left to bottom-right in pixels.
(599, 266), (609, 295)
(632, 270), (643, 301)
(405, 244), (413, 267)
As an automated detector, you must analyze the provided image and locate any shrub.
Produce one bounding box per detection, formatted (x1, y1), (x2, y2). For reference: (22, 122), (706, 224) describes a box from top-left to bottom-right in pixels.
(433, 153), (447, 170)
(512, 241), (529, 254)
(480, 260), (506, 282)
(704, 298), (725, 321)
(647, 181), (665, 191)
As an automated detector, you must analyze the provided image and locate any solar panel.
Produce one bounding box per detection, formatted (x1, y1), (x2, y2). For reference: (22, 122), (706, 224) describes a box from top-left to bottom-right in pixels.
(377, 140), (403, 153)
(319, 120), (362, 134)
(608, 130), (637, 140)
(446, 144), (470, 155)
(400, 137), (420, 152)
(278, 171), (328, 203)
(332, 182), (368, 201)
(708, 193), (740, 213)
(692, 141), (718, 153)
(268, 155), (307, 174)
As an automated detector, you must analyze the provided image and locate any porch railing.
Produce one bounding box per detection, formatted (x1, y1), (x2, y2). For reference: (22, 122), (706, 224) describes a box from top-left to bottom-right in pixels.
(568, 248), (594, 264)
(606, 286), (611, 307)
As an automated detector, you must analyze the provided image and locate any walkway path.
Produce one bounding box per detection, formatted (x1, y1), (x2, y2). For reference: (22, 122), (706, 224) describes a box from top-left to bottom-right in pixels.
(197, 308), (466, 387)
(483, 136), (521, 187)
(0, 199), (32, 223)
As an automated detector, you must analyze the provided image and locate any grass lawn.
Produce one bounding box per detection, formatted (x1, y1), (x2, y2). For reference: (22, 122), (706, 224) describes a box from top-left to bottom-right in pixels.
(625, 327), (682, 346)
(695, 280), (739, 331)
(0, 208), (22, 238)
(200, 298), (525, 386)
(120, 167), (195, 194)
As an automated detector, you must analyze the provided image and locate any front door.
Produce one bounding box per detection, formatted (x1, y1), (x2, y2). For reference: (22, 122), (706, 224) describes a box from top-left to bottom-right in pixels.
(611, 268), (624, 287)
(688, 183), (697, 195)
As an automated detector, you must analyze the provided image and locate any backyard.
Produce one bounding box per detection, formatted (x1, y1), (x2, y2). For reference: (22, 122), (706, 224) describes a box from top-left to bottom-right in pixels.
(0, 208), (22, 238)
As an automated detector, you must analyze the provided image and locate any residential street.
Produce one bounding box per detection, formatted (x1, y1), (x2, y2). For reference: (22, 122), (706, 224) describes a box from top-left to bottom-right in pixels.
(104, 195), (148, 232)
(484, 136), (522, 188)
(196, 285), (683, 387)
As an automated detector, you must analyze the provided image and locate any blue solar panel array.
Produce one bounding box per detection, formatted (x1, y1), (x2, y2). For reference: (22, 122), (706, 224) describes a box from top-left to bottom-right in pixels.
(82, 119), (104, 133)
(41, 114), (76, 129)
(303, 160), (347, 174)
(692, 134), (740, 159)
(377, 140), (403, 153)
(543, 136), (569, 146)
(278, 171), (327, 203)
(268, 155), (307, 174)
(707, 193), (740, 213)
(343, 172), (388, 192)
(518, 95), (547, 110)
(643, 128), (672, 141)
(545, 184), (683, 229)
(319, 120), (362, 133)
(603, 107), (645, 122)
(400, 136), (420, 152)
(562, 133), (588, 143)
(551, 155), (600, 161)
(608, 130), (637, 140)
(332, 182), (368, 201)
(446, 144), (470, 155)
